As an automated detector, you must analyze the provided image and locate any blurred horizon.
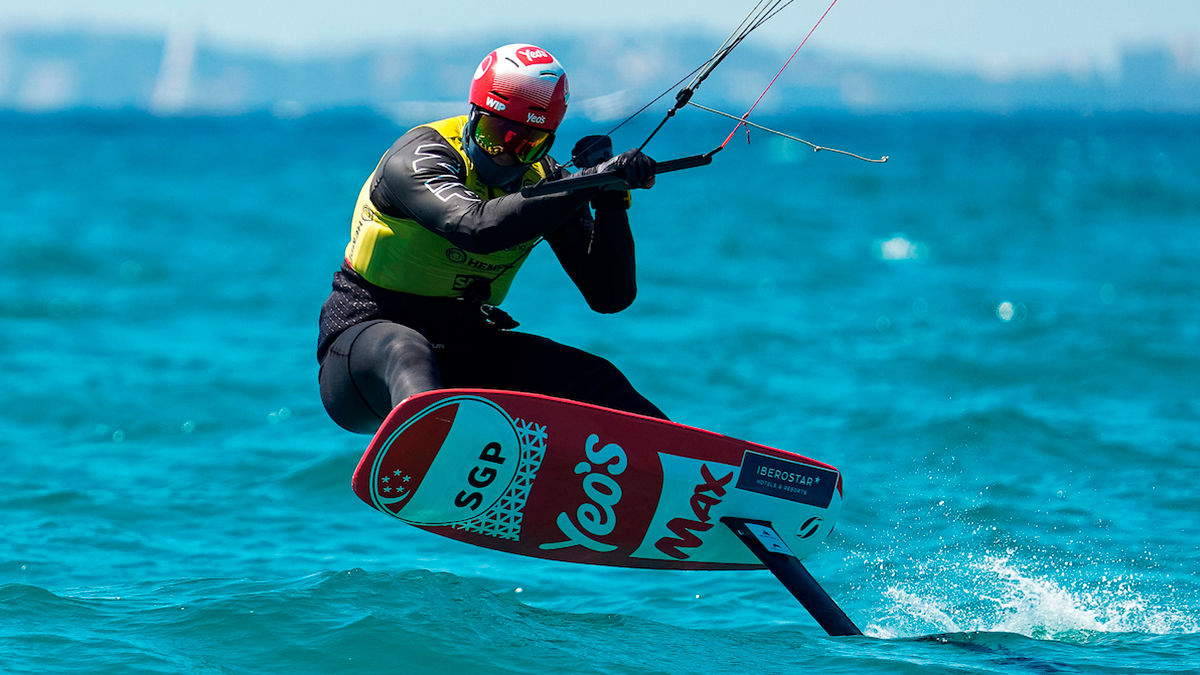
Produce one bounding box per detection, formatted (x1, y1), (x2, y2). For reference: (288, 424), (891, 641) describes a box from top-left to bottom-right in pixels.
(1, 23), (1197, 117)
(4, 0), (1199, 70)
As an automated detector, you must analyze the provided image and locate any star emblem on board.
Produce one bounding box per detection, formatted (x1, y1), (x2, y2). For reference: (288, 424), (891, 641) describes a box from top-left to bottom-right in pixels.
(381, 470), (412, 493)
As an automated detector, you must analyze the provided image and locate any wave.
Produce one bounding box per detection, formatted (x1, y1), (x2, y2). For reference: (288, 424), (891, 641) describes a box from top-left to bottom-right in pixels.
(865, 554), (1198, 641)
(5, 567), (1199, 675)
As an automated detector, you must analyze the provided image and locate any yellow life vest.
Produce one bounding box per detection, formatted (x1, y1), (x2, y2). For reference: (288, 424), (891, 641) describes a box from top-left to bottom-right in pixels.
(343, 116), (548, 304)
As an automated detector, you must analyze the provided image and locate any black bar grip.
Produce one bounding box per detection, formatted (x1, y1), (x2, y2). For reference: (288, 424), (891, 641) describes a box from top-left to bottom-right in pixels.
(657, 152), (716, 173)
(520, 150), (716, 198)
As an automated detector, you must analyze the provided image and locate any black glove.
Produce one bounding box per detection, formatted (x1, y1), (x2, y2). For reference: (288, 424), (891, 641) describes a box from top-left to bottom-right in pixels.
(595, 149), (657, 189)
(572, 136), (630, 209)
(572, 135), (614, 169)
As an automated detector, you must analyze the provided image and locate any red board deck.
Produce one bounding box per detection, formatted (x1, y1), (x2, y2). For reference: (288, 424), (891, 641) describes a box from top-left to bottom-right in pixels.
(352, 389), (843, 570)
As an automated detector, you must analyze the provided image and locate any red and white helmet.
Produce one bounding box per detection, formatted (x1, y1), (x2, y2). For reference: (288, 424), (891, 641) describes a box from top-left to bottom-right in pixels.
(469, 44), (569, 132)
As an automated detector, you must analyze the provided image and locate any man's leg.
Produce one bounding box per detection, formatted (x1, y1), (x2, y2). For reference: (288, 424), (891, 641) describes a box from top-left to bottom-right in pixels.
(319, 320), (442, 434)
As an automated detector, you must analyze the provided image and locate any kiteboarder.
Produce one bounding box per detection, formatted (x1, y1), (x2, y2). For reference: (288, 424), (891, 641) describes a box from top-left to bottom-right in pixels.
(317, 43), (665, 434)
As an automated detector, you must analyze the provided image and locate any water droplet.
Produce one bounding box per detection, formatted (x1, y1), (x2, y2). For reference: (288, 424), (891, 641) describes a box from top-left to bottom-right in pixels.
(112, 430), (125, 442)
(879, 236), (921, 260)
(278, 408), (291, 420)
(268, 412), (279, 424)
(181, 420), (195, 434)
(875, 315), (891, 333)
(995, 301), (1027, 322)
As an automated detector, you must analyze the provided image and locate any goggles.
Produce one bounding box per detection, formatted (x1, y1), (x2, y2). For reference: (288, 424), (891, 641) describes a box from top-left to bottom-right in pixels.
(471, 111), (555, 164)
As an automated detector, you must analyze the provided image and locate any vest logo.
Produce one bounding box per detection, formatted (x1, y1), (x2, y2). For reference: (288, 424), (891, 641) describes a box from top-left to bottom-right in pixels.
(653, 464), (734, 560)
(516, 47), (553, 66)
(540, 434), (627, 553)
(446, 248), (515, 274)
(452, 275), (483, 291)
(526, 112), (546, 126)
(349, 206), (375, 251)
(485, 96), (507, 112)
(467, 258), (513, 273)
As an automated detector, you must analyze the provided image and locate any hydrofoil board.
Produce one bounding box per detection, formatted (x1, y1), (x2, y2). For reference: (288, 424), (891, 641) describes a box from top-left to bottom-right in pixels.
(352, 389), (843, 570)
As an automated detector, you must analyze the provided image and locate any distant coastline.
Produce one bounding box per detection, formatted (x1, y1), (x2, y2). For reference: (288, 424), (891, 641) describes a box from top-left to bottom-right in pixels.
(1, 27), (1197, 115)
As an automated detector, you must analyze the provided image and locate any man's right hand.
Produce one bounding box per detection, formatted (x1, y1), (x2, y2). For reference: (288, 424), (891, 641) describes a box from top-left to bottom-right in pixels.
(579, 149), (657, 190)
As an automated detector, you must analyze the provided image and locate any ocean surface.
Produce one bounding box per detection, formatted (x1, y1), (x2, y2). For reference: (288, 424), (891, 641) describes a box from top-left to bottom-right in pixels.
(2, 107), (1198, 674)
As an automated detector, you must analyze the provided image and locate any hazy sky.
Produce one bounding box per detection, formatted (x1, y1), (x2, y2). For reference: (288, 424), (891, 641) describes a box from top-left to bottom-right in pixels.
(3, 0), (1199, 74)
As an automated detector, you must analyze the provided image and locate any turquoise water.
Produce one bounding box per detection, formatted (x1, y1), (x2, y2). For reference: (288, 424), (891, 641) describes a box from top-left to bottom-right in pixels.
(2, 109), (1198, 674)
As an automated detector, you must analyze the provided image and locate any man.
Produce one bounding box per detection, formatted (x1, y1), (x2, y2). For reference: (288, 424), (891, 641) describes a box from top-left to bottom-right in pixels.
(317, 43), (665, 434)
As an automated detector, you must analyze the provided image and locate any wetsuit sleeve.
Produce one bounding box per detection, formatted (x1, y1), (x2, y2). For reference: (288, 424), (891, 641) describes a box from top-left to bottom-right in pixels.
(370, 127), (595, 255)
(544, 199), (637, 314)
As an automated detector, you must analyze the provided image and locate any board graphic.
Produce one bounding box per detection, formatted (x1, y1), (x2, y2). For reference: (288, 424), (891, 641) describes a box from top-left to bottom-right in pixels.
(352, 389), (843, 570)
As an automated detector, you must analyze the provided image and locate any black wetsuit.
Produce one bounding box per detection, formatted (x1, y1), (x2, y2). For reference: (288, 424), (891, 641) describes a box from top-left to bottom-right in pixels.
(317, 126), (665, 434)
